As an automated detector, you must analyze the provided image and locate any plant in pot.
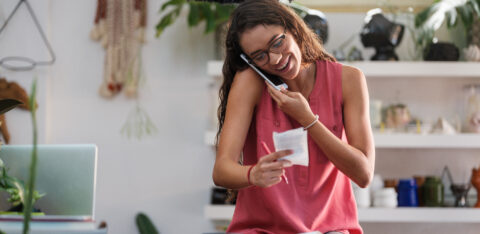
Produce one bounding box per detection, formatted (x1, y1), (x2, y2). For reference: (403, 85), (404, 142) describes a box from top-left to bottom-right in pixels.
(156, 0), (236, 59)
(415, 0), (480, 61)
(0, 158), (44, 214)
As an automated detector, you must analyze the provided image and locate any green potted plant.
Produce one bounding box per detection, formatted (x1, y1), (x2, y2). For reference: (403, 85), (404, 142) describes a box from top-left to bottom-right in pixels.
(415, 0), (480, 58)
(156, 0), (236, 37)
(156, 0), (236, 58)
(0, 158), (44, 215)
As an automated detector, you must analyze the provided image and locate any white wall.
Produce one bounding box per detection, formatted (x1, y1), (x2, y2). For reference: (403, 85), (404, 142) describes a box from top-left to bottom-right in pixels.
(1, 1), (479, 234)
(2, 0), (217, 233)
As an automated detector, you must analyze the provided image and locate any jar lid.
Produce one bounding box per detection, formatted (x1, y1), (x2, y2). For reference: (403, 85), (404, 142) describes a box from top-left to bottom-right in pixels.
(425, 176), (440, 182)
(398, 178), (417, 188)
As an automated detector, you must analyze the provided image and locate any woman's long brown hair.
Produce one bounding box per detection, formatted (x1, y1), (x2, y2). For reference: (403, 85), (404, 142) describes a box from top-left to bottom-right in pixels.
(216, 0), (335, 200)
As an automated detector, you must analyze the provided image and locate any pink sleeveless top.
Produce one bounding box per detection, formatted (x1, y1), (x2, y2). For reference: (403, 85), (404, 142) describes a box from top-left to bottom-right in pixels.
(226, 60), (362, 234)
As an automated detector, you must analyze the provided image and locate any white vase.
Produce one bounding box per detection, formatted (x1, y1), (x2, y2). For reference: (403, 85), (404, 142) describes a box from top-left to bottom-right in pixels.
(464, 44), (480, 62)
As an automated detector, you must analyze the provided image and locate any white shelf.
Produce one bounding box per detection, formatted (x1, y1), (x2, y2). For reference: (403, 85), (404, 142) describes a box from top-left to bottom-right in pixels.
(374, 133), (480, 149)
(206, 131), (480, 149)
(358, 207), (480, 223)
(344, 61), (480, 78)
(205, 205), (480, 223)
(207, 61), (480, 78)
(205, 131), (217, 146)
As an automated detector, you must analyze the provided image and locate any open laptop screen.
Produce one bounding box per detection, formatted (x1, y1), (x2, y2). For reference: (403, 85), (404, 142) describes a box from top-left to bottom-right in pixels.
(0, 144), (97, 221)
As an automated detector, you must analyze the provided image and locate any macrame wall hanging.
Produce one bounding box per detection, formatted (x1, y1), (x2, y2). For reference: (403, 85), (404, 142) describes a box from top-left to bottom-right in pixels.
(91, 0), (156, 139)
(90, 0), (147, 98)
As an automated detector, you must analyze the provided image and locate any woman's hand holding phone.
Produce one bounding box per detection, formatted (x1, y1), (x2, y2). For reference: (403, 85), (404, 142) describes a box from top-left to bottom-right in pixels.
(250, 149), (293, 187)
(266, 83), (317, 127)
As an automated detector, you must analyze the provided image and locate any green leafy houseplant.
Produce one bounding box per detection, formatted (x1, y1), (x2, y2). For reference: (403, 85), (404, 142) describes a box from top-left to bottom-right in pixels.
(0, 158), (44, 213)
(415, 0), (480, 49)
(156, 0), (236, 38)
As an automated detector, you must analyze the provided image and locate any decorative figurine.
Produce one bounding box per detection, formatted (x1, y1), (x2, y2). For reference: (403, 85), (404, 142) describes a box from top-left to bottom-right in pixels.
(383, 104), (410, 130)
(472, 166), (480, 208)
(464, 44), (480, 62)
(360, 8), (404, 61)
(450, 183), (471, 207)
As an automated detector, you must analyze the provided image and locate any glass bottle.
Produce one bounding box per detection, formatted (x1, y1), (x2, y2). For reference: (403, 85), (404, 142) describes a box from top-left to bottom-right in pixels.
(464, 85), (480, 133)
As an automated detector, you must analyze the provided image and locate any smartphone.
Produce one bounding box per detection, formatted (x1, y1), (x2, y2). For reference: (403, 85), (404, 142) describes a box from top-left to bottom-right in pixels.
(240, 53), (288, 91)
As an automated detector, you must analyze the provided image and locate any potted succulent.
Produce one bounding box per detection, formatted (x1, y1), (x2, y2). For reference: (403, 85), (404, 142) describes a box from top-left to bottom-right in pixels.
(415, 0), (480, 60)
(0, 158), (44, 214)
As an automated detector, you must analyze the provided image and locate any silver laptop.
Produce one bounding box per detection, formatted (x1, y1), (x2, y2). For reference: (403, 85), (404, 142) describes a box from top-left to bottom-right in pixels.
(0, 144), (97, 221)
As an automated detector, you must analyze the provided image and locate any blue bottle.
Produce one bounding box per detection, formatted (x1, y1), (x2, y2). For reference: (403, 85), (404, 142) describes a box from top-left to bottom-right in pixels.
(397, 178), (419, 207)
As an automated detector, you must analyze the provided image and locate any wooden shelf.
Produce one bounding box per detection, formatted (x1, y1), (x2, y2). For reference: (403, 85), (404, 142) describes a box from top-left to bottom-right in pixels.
(207, 61), (480, 78)
(205, 205), (480, 223)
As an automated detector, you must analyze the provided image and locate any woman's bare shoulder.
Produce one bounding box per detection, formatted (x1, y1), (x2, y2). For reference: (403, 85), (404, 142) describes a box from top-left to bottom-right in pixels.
(341, 64), (364, 81)
(340, 64), (368, 101)
(229, 68), (265, 106)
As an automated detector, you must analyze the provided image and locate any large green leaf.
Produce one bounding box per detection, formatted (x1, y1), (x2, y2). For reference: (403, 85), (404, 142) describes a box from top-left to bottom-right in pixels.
(470, 0), (480, 16)
(157, 0), (184, 38)
(457, 4), (474, 29)
(156, 7), (182, 38)
(415, 5), (436, 28)
(446, 8), (458, 27)
(214, 3), (235, 25)
(188, 2), (200, 27)
(200, 4), (215, 33)
(160, 0), (185, 11)
(415, 0), (471, 30)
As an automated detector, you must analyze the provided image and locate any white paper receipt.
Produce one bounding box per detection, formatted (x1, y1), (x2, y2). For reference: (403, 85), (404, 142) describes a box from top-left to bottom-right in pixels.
(273, 127), (309, 166)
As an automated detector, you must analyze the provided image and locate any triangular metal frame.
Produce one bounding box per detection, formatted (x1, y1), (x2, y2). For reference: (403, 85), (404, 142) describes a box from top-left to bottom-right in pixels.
(0, 0), (56, 71)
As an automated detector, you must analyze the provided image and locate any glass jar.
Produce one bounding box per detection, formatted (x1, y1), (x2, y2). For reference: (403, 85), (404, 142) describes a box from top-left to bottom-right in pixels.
(397, 178), (418, 207)
(422, 176), (444, 207)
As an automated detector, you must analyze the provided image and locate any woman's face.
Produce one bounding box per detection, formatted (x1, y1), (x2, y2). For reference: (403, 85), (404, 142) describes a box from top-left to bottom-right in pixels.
(239, 24), (302, 80)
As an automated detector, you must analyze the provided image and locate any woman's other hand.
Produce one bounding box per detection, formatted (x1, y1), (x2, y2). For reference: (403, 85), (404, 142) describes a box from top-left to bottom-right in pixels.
(266, 83), (316, 127)
(250, 149), (293, 187)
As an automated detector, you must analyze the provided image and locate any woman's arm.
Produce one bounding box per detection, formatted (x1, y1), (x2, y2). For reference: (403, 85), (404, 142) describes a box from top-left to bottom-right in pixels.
(213, 68), (292, 189)
(265, 65), (375, 188)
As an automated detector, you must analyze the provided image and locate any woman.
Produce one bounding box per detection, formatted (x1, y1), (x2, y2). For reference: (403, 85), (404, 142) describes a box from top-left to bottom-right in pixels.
(212, 1), (375, 233)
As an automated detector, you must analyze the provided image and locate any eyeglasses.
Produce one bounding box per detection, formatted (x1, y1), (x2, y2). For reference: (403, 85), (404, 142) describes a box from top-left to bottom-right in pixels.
(249, 32), (288, 66)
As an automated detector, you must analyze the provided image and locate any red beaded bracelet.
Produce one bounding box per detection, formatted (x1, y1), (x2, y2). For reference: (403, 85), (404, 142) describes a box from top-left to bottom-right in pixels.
(247, 164), (255, 186)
